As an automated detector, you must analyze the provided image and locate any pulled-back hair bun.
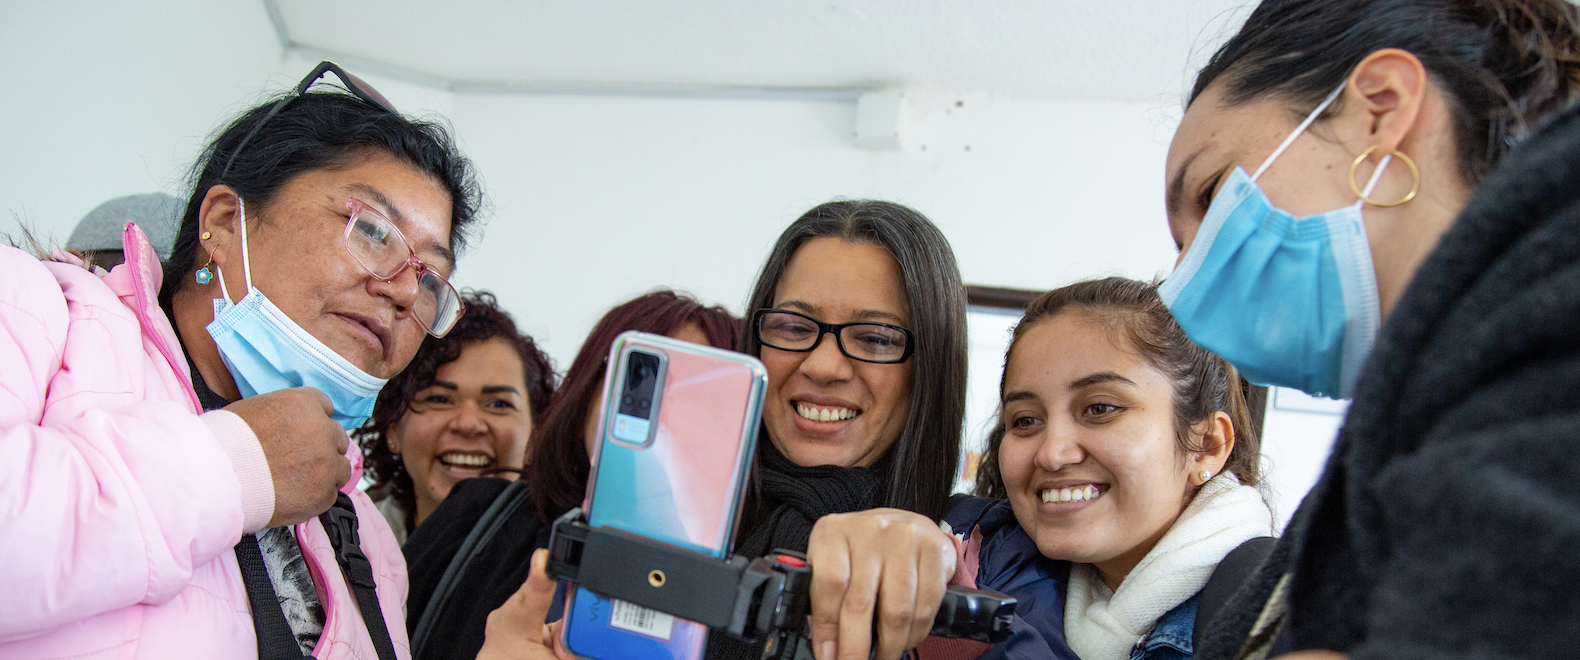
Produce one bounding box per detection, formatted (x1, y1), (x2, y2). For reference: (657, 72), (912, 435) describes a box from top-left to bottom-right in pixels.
(1193, 0), (1580, 185)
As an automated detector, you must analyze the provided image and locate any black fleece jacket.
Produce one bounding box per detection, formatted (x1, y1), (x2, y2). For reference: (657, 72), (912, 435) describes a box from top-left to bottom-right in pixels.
(1197, 102), (1580, 659)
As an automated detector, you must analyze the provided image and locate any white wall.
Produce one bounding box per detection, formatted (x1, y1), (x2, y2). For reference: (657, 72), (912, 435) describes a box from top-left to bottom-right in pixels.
(0, 5), (462, 248)
(0, 2), (287, 236)
(440, 89), (1182, 362)
(1260, 387), (1348, 530)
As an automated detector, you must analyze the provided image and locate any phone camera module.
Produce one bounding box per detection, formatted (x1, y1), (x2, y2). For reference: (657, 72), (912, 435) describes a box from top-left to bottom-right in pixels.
(617, 351), (662, 422)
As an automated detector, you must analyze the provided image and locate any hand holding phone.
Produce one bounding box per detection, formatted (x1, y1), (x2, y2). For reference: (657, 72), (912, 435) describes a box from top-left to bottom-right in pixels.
(479, 550), (574, 660)
(805, 508), (961, 660)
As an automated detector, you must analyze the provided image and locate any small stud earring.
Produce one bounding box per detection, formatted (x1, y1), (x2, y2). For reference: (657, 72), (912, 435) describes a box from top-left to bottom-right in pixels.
(1200, 470), (1212, 482)
(200, 231), (212, 240)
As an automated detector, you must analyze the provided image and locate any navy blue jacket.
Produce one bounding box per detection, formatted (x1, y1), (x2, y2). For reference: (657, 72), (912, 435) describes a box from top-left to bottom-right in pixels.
(943, 496), (1079, 660)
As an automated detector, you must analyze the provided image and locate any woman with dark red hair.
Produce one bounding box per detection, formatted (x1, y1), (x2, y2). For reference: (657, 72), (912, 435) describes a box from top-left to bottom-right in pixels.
(401, 288), (739, 660)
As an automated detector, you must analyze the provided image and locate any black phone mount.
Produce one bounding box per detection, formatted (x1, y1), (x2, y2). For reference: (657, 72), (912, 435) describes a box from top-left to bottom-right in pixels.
(546, 508), (1016, 659)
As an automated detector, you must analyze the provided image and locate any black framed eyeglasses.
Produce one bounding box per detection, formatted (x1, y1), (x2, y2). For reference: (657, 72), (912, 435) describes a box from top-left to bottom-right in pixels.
(753, 309), (915, 364)
(220, 61), (396, 179)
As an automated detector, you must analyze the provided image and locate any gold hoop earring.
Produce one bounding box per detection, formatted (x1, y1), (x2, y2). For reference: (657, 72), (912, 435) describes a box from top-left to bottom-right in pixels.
(1348, 145), (1420, 207)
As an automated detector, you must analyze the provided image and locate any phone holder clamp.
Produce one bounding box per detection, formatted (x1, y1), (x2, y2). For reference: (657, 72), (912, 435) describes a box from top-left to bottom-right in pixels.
(546, 508), (1016, 658)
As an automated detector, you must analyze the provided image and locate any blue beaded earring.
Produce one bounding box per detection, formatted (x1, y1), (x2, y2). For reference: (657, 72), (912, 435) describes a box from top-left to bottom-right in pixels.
(194, 231), (215, 285)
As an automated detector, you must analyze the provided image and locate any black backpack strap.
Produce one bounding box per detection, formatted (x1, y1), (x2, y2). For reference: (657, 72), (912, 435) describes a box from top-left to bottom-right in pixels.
(236, 533), (311, 659)
(409, 479), (532, 658)
(319, 492), (400, 660)
(1193, 537), (1278, 653)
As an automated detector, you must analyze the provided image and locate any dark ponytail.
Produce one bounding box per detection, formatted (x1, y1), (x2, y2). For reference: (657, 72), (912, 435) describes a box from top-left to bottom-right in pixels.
(1193, 0), (1580, 185)
(973, 278), (1259, 498)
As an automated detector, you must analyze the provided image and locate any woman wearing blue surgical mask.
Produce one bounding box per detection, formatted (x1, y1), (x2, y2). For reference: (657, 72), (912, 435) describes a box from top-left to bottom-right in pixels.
(1160, 1), (1580, 659)
(0, 61), (482, 659)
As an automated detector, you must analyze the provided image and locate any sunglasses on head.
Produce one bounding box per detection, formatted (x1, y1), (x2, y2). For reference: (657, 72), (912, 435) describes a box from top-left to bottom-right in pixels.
(220, 61), (396, 179)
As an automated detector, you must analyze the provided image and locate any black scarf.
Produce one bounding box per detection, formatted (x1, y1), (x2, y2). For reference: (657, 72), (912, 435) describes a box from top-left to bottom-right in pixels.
(732, 440), (893, 559)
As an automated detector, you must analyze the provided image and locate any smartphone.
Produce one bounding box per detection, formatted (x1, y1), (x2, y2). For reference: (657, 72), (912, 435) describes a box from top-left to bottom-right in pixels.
(561, 331), (768, 660)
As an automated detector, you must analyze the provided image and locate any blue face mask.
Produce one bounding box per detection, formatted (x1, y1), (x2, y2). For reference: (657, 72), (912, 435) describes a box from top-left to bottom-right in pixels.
(1159, 82), (1390, 399)
(206, 200), (389, 430)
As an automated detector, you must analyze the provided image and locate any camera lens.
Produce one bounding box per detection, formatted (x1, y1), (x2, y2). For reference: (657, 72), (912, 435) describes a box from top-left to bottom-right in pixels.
(620, 351), (662, 421)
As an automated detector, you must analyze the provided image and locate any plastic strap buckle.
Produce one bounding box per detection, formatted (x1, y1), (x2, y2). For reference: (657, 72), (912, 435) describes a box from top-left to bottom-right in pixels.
(319, 493), (373, 588)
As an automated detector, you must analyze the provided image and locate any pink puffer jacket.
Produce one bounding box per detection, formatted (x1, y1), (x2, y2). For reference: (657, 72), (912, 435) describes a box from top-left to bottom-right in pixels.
(0, 223), (410, 659)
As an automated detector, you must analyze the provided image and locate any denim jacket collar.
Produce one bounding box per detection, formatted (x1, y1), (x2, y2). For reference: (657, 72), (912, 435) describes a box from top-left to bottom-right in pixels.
(1131, 592), (1200, 660)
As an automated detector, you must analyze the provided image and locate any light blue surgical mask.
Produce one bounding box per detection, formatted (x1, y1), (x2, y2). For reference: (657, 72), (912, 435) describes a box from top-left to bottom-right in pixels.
(1159, 82), (1392, 399)
(206, 200), (388, 430)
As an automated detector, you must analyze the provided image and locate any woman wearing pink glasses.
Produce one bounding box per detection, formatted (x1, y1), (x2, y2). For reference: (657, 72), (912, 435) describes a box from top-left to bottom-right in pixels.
(0, 61), (480, 660)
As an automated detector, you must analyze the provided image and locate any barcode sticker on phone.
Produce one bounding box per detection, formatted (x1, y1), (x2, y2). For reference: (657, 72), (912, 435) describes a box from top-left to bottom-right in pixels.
(609, 599), (674, 640)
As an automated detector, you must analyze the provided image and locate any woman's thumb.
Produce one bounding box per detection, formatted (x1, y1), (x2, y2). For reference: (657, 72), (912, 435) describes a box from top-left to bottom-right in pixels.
(518, 549), (557, 626)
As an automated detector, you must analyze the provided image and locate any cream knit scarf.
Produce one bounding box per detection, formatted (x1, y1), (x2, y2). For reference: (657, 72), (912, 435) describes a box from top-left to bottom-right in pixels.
(1064, 472), (1273, 660)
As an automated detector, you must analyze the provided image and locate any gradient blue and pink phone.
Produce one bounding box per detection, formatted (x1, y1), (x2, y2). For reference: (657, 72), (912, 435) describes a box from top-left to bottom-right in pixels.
(561, 331), (767, 660)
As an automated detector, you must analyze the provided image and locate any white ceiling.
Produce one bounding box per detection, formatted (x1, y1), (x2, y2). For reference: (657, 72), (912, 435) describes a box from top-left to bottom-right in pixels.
(272, 0), (1252, 102)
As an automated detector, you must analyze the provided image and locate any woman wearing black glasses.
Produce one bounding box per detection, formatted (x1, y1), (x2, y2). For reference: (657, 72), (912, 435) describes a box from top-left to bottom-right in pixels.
(710, 200), (970, 660)
(0, 61), (480, 660)
(735, 200), (967, 557)
(476, 200), (972, 660)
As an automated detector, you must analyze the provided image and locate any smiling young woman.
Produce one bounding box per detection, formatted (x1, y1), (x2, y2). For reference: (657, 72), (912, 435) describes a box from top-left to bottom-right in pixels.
(980, 277), (1269, 660)
(359, 291), (556, 543)
(785, 278), (1268, 660)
